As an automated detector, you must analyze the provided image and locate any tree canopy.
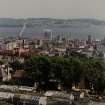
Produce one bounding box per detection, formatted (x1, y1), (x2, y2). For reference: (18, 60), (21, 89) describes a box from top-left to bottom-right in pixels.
(8, 55), (105, 94)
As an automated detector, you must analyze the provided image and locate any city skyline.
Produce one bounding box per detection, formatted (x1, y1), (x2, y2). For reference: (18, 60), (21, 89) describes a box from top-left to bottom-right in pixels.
(0, 0), (104, 20)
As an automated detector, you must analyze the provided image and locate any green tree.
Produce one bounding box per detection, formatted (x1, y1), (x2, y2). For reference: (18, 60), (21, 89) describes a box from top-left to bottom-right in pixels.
(9, 61), (24, 71)
(24, 56), (51, 89)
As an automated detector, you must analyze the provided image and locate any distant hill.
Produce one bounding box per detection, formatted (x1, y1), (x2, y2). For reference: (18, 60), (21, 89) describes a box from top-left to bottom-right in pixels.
(0, 18), (105, 27)
(0, 18), (105, 39)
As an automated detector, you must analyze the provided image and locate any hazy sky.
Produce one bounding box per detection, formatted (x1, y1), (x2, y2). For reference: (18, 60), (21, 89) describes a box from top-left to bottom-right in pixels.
(0, 0), (105, 19)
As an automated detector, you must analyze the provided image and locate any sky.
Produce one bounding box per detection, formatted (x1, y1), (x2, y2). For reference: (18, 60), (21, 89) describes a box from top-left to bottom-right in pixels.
(0, 0), (105, 20)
